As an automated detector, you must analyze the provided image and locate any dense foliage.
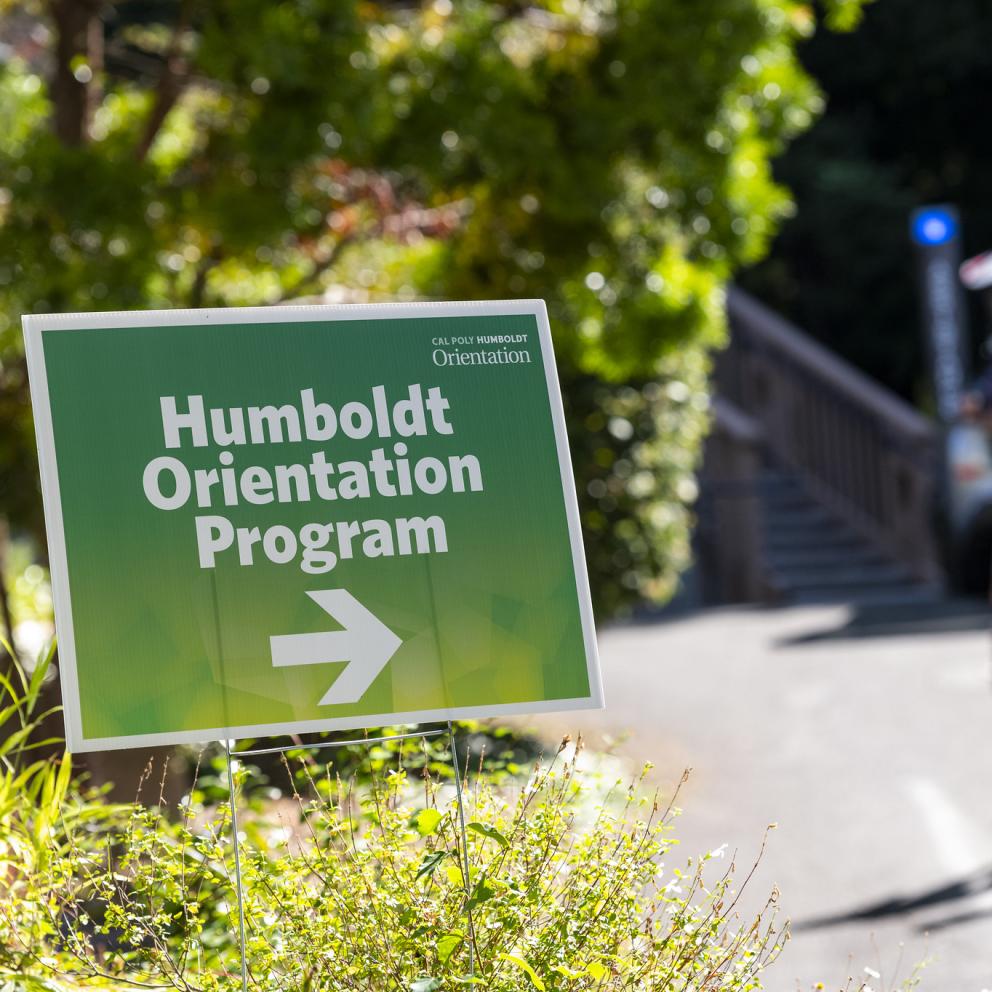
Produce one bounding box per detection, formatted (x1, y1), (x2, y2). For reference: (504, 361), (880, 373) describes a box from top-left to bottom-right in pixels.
(189, 721), (545, 806)
(0, 0), (861, 616)
(744, 0), (992, 404)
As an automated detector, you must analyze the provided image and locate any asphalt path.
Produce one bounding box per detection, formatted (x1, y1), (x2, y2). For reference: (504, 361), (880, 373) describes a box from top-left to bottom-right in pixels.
(533, 601), (992, 991)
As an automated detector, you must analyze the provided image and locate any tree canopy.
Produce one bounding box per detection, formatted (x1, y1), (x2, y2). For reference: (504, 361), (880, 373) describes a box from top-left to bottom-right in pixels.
(0, 0), (860, 614)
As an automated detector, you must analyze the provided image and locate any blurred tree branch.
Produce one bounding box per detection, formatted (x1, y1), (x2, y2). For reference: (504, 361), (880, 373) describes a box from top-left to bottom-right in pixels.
(135, 0), (194, 162)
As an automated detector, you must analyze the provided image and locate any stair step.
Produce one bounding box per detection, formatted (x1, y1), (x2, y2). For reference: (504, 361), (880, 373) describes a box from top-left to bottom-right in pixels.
(761, 506), (842, 528)
(765, 546), (887, 570)
(758, 470), (802, 487)
(762, 495), (821, 515)
(756, 483), (820, 509)
(767, 563), (913, 590)
(786, 583), (942, 606)
(763, 528), (865, 552)
(755, 469), (937, 606)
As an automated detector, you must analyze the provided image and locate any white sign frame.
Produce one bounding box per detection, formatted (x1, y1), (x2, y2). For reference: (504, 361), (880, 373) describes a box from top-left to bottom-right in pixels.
(24, 299), (603, 752)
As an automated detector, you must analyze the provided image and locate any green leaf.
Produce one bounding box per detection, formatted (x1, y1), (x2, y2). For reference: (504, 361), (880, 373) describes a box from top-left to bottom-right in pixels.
(498, 953), (546, 990)
(0, 638), (25, 692)
(50, 749), (72, 810)
(410, 980), (441, 992)
(465, 876), (495, 910)
(466, 821), (509, 849)
(823, 0), (869, 30)
(0, 975), (70, 992)
(436, 931), (464, 963)
(587, 961), (608, 980)
(27, 638), (56, 710)
(416, 850), (449, 881)
(412, 808), (443, 836)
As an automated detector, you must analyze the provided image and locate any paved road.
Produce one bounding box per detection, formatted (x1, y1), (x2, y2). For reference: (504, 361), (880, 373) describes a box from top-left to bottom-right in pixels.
(534, 602), (992, 991)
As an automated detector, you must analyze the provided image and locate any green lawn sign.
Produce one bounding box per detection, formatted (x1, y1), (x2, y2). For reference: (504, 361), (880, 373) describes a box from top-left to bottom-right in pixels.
(24, 301), (602, 752)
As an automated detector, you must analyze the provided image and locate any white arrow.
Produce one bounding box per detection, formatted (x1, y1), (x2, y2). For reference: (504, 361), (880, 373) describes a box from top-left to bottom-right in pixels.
(270, 590), (402, 706)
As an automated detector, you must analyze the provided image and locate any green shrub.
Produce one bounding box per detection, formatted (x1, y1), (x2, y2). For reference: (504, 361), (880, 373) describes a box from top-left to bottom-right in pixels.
(190, 722), (545, 806)
(2, 737), (785, 991)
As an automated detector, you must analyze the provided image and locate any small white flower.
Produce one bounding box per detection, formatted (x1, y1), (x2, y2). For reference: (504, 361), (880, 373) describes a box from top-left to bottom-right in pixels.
(864, 968), (881, 980)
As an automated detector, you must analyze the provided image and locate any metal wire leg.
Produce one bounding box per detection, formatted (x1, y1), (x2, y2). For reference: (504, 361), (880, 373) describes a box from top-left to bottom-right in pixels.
(222, 726), (471, 983)
(225, 740), (250, 992)
(448, 721), (476, 976)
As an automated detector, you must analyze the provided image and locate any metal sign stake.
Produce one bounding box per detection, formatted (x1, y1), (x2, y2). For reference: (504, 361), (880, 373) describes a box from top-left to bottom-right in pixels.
(224, 740), (250, 992)
(222, 724), (474, 988)
(447, 720), (476, 975)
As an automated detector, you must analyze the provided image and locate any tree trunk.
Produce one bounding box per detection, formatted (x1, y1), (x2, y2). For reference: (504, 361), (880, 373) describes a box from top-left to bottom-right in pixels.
(49, 0), (103, 146)
(0, 518), (18, 673)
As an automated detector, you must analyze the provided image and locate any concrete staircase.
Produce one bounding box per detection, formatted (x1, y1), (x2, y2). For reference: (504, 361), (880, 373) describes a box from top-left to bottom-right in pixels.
(757, 471), (941, 605)
(700, 289), (943, 605)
